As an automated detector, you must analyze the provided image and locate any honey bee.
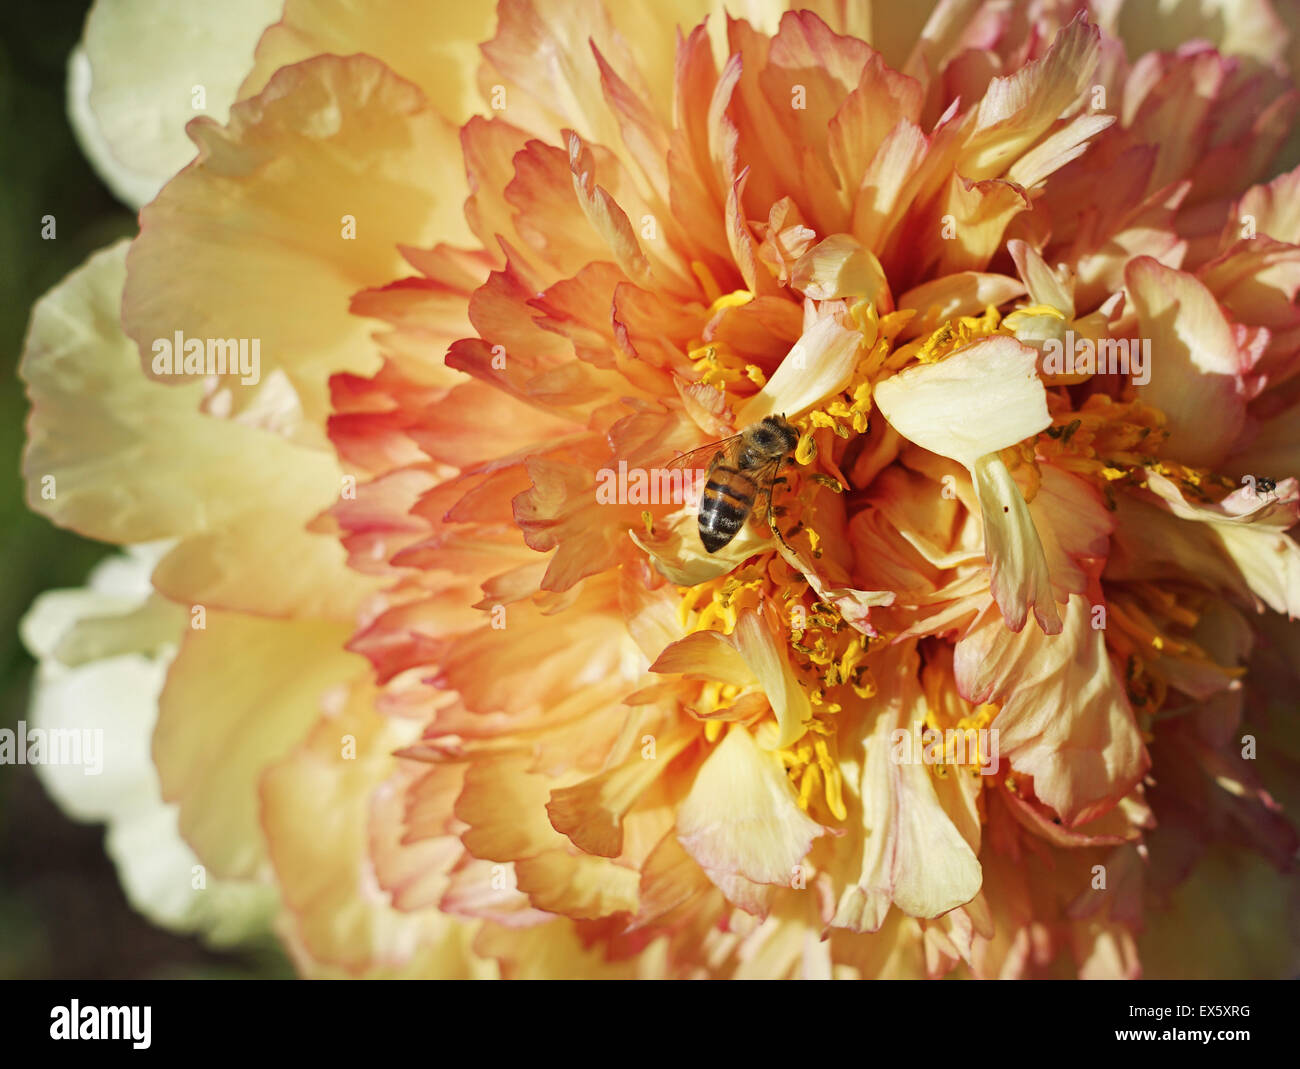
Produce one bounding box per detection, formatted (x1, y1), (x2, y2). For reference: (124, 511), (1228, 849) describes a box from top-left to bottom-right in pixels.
(668, 415), (800, 552)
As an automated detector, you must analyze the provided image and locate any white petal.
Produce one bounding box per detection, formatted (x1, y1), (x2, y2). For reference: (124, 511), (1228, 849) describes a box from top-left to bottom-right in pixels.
(736, 314), (863, 423)
(629, 506), (772, 586)
(873, 335), (1049, 469)
(70, 0), (282, 208)
(19, 550), (277, 945)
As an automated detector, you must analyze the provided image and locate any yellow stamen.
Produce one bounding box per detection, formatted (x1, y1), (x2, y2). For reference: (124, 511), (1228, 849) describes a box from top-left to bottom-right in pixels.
(707, 289), (755, 315)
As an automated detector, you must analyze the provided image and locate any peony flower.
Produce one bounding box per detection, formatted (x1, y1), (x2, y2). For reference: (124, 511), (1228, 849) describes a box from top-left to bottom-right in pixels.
(20, 0), (1300, 978)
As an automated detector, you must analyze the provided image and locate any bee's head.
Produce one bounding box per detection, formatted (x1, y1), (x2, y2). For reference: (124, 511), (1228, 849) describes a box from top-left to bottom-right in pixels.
(759, 414), (799, 452)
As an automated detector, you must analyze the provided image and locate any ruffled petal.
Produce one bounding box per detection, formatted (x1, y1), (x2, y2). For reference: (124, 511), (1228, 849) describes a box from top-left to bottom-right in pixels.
(20, 242), (379, 620)
(124, 55), (473, 430)
(677, 726), (826, 890)
(262, 683), (489, 977)
(70, 0), (280, 207)
(239, 0), (496, 126)
(954, 595), (1149, 826)
(20, 548), (277, 947)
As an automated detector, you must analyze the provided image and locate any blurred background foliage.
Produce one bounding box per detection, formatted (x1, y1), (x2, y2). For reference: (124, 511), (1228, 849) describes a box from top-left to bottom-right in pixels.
(0, 0), (288, 978)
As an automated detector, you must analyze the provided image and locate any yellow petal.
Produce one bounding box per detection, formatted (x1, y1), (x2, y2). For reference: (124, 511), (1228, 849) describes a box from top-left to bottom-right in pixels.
(1127, 257), (1246, 467)
(154, 611), (360, 879)
(262, 682), (486, 976)
(20, 242), (378, 620)
(455, 756), (566, 863)
(513, 850), (640, 919)
(677, 726), (825, 886)
(791, 234), (888, 301)
(650, 630), (756, 687)
(734, 607), (812, 749)
(963, 16), (1100, 179)
(1006, 239), (1073, 315)
(547, 733), (692, 857)
(123, 55), (473, 432)
(1006, 112), (1115, 191)
(239, 0), (496, 126)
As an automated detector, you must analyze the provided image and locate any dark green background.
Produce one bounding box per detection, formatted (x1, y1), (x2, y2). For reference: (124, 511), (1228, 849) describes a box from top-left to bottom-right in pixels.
(0, 0), (287, 979)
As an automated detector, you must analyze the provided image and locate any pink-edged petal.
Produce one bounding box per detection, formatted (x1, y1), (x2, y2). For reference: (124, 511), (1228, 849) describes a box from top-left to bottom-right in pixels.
(832, 644), (982, 930)
(974, 454), (1062, 635)
(954, 596), (1149, 826)
(1143, 471), (1300, 617)
(677, 725), (826, 888)
(1126, 257), (1246, 467)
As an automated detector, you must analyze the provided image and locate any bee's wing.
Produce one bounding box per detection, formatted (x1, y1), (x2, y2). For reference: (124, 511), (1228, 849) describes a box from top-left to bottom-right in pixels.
(664, 432), (744, 471)
(748, 454), (788, 501)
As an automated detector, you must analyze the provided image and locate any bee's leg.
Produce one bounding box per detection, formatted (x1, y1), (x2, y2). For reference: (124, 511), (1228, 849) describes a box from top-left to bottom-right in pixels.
(764, 487), (798, 555)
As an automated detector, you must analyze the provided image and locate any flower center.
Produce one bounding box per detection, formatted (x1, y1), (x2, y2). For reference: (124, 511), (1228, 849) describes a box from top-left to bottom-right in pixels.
(669, 286), (1254, 823)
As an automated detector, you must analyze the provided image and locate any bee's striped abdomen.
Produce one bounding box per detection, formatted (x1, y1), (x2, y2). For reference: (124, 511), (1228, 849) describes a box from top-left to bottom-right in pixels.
(698, 464), (757, 553)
